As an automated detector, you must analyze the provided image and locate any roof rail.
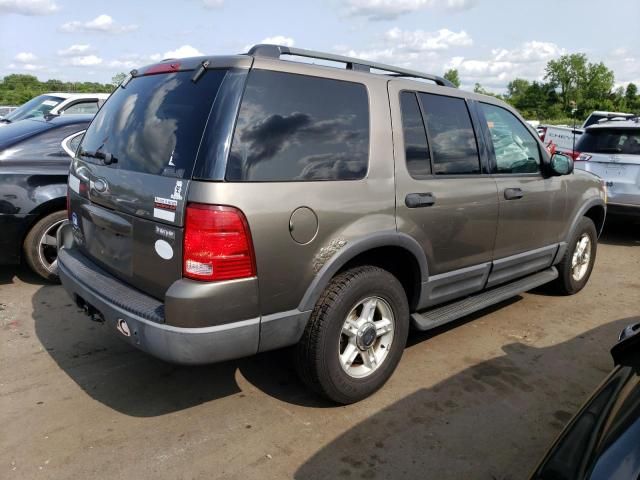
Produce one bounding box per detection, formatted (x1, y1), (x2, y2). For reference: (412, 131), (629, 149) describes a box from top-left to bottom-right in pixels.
(246, 44), (455, 88)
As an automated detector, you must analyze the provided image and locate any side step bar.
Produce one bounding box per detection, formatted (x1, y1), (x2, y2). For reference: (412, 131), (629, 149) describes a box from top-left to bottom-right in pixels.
(411, 267), (558, 331)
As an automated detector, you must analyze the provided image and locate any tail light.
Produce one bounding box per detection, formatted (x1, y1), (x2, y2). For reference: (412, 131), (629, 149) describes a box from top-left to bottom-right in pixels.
(538, 127), (547, 141)
(576, 153), (592, 161)
(568, 151), (582, 161)
(183, 203), (256, 282)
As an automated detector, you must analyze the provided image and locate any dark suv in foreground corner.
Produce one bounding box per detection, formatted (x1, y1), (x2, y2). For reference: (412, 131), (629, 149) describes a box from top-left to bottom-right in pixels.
(57, 45), (606, 403)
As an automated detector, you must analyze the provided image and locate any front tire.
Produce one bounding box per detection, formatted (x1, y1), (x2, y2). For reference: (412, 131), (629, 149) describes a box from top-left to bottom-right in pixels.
(295, 266), (409, 404)
(23, 210), (67, 282)
(552, 217), (598, 295)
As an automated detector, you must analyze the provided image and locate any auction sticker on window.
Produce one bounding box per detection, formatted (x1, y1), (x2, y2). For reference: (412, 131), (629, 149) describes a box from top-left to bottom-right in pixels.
(153, 196), (177, 222)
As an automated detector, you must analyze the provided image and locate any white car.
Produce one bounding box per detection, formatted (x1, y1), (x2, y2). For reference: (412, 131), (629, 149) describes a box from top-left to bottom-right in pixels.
(0, 92), (109, 125)
(575, 117), (640, 216)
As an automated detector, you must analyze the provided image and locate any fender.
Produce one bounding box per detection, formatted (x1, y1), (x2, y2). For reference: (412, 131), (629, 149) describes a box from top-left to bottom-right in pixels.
(297, 230), (429, 312)
(554, 197), (606, 264)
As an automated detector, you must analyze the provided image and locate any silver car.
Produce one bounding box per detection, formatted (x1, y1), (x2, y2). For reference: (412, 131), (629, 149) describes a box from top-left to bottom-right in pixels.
(575, 118), (640, 216)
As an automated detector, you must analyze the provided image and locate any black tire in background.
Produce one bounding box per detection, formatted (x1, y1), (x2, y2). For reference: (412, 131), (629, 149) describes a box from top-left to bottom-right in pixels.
(551, 216), (598, 295)
(23, 210), (67, 283)
(295, 265), (410, 404)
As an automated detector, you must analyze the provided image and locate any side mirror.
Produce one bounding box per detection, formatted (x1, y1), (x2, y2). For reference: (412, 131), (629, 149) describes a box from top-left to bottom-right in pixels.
(550, 152), (574, 176)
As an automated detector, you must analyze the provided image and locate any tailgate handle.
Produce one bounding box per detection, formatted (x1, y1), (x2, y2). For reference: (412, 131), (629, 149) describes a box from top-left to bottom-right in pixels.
(405, 193), (436, 208)
(504, 188), (524, 200)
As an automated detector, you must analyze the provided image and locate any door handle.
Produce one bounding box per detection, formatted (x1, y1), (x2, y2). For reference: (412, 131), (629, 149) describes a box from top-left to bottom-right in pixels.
(405, 192), (436, 208)
(504, 188), (524, 200)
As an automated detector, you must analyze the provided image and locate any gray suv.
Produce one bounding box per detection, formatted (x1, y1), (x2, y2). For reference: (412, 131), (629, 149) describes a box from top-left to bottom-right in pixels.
(57, 45), (606, 403)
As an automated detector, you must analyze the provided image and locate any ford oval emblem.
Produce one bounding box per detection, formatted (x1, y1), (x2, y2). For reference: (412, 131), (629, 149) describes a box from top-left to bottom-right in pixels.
(94, 178), (108, 193)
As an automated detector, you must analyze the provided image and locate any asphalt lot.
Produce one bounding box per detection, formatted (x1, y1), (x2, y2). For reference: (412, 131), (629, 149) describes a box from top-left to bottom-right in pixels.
(1, 219), (639, 480)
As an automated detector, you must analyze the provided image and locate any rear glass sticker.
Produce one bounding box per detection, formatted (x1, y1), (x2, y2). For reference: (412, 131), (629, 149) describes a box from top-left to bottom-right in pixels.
(42, 100), (58, 107)
(154, 239), (174, 260)
(68, 173), (80, 193)
(153, 196), (177, 222)
(170, 180), (183, 200)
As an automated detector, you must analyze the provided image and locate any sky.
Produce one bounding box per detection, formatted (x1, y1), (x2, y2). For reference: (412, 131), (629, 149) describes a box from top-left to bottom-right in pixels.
(0, 0), (638, 92)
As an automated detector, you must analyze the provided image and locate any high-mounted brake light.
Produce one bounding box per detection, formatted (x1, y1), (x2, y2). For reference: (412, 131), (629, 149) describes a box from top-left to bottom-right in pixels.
(183, 204), (256, 282)
(143, 62), (181, 76)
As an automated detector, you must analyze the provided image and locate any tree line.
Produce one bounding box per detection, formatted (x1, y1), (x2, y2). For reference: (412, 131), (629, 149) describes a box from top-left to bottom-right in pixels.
(0, 74), (115, 105)
(445, 53), (639, 123)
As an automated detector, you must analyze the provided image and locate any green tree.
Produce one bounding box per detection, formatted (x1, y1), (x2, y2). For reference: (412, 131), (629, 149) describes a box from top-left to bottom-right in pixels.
(111, 72), (127, 88)
(443, 68), (460, 88)
(545, 53), (587, 113)
(625, 82), (638, 111)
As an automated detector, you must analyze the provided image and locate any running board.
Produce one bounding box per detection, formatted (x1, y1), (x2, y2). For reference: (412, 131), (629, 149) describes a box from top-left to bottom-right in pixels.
(411, 267), (558, 331)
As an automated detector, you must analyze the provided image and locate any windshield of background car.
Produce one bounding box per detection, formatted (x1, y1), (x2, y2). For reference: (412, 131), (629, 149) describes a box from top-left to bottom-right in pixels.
(577, 128), (640, 155)
(79, 69), (228, 179)
(4, 95), (65, 122)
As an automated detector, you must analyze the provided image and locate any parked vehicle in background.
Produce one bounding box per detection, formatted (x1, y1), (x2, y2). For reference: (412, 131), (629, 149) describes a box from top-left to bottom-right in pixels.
(531, 322), (640, 480)
(57, 45), (605, 404)
(574, 117), (640, 217)
(0, 105), (18, 118)
(0, 93), (108, 126)
(539, 111), (635, 157)
(0, 114), (91, 280)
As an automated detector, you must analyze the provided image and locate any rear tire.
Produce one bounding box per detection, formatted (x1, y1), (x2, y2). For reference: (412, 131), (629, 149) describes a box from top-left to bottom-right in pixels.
(23, 210), (67, 283)
(551, 217), (597, 295)
(295, 266), (409, 404)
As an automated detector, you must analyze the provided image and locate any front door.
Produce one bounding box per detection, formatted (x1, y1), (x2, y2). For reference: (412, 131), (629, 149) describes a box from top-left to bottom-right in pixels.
(389, 82), (499, 307)
(476, 102), (565, 287)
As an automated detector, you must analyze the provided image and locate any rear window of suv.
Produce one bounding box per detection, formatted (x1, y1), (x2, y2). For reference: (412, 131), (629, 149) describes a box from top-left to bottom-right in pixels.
(226, 70), (369, 182)
(577, 128), (640, 155)
(79, 70), (228, 178)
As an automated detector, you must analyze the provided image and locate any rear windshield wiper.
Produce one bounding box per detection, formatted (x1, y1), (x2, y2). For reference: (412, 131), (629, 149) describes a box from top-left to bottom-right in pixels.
(79, 148), (118, 165)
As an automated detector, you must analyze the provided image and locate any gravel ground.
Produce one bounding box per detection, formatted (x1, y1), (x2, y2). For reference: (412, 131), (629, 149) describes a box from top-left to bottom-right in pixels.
(1, 219), (639, 480)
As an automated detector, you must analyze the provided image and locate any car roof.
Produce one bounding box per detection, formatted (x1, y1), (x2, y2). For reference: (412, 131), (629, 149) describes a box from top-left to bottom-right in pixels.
(44, 92), (110, 100)
(586, 118), (640, 130)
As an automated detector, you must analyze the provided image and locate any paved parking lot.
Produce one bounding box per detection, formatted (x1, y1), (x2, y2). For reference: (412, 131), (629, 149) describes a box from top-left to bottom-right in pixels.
(1, 220), (639, 480)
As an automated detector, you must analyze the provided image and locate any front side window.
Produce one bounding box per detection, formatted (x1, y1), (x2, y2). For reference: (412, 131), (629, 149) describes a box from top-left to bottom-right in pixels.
(480, 103), (541, 174)
(400, 91), (430, 179)
(418, 93), (480, 175)
(227, 70), (369, 181)
(63, 101), (99, 115)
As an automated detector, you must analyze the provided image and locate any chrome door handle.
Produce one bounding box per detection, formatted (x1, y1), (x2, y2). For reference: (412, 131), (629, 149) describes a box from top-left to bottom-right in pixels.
(504, 188), (524, 200)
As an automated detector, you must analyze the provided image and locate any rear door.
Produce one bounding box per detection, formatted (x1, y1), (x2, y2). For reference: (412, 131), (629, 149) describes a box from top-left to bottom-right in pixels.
(67, 67), (238, 299)
(476, 102), (565, 287)
(390, 82), (499, 307)
(576, 127), (640, 207)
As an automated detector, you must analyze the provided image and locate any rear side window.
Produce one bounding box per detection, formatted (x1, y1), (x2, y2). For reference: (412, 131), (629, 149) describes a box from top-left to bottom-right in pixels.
(418, 93), (480, 175)
(227, 70), (369, 181)
(63, 101), (99, 115)
(80, 70), (228, 178)
(577, 129), (640, 155)
(400, 91), (431, 179)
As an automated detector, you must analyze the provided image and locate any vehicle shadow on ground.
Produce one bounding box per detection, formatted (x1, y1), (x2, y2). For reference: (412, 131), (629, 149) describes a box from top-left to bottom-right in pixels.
(295, 317), (637, 480)
(0, 265), (49, 286)
(599, 217), (640, 247)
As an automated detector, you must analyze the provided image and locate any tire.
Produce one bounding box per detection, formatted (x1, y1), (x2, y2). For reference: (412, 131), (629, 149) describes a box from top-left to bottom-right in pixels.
(295, 265), (410, 404)
(23, 210), (67, 283)
(551, 216), (598, 295)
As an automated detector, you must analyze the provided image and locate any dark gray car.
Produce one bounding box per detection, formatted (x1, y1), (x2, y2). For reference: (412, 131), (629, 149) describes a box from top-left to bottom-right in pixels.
(57, 45), (606, 403)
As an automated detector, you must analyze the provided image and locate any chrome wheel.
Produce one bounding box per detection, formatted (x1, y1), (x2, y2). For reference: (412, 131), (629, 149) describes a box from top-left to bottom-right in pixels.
(571, 233), (592, 282)
(38, 219), (65, 274)
(339, 296), (395, 379)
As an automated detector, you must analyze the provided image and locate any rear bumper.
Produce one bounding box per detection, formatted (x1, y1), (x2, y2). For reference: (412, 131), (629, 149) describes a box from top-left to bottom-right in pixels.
(606, 203), (640, 217)
(56, 222), (260, 365)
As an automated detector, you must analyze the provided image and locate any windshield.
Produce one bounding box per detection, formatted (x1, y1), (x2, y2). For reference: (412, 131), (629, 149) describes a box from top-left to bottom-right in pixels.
(577, 129), (640, 155)
(79, 69), (228, 179)
(4, 95), (65, 122)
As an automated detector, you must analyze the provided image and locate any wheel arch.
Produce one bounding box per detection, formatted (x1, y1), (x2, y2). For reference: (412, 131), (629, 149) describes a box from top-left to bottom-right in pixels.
(297, 231), (428, 313)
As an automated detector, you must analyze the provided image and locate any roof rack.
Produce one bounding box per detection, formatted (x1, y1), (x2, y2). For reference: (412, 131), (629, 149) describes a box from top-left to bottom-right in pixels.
(246, 44), (455, 88)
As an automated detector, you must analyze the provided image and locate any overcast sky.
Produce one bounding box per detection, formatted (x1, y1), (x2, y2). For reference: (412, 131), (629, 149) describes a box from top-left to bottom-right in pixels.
(1, 0), (638, 91)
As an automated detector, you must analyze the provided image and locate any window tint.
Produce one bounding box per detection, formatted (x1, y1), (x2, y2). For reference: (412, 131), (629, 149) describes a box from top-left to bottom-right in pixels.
(418, 93), (480, 175)
(80, 70), (227, 178)
(63, 101), (99, 115)
(227, 70), (369, 181)
(576, 129), (640, 155)
(400, 91), (430, 178)
(480, 103), (541, 174)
